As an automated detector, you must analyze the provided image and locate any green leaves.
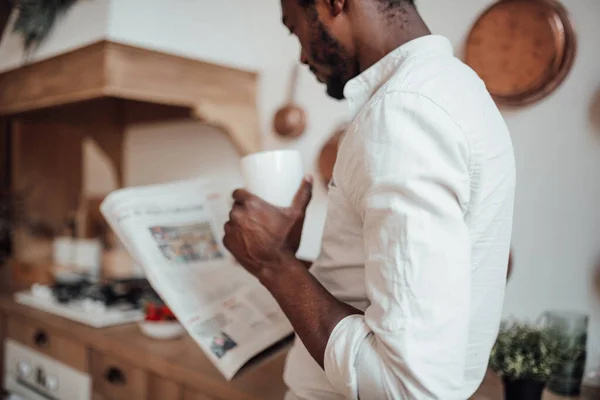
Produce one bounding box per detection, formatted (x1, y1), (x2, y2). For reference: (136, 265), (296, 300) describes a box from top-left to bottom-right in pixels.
(11, 0), (78, 51)
(490, 320), (585, 382)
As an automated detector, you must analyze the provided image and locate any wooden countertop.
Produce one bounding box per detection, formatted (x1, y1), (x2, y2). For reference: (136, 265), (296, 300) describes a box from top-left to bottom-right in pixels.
(1, 291), (598, 400)
(0, 295), (290, 400)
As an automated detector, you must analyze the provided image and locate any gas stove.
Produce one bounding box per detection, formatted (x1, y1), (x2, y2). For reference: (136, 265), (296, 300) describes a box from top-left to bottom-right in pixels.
(14, 278), (153, 328)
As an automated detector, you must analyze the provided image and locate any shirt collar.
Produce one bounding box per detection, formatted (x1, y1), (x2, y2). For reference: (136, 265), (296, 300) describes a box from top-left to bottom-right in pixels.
(343, 34), (454, 115)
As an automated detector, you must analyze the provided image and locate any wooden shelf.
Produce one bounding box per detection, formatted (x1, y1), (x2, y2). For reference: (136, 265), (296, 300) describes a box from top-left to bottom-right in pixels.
(0, 40), (262, 155)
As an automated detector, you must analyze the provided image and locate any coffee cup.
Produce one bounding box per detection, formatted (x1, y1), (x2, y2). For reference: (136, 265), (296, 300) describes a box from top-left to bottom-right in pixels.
(240, 149), (303, 207)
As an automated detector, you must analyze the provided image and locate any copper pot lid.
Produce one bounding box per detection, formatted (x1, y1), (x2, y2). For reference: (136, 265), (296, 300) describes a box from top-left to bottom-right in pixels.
(465, 0), (576, 106)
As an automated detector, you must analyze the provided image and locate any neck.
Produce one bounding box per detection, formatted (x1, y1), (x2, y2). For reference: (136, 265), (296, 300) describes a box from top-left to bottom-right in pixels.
(352, 6), (431, 73)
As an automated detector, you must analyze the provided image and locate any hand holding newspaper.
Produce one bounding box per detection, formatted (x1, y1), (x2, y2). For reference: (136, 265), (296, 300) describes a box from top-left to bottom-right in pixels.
(100, 178), (293, 380)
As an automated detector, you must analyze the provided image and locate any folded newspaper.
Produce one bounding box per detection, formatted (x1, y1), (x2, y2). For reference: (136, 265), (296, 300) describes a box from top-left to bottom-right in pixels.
(100, 178), (294, 380)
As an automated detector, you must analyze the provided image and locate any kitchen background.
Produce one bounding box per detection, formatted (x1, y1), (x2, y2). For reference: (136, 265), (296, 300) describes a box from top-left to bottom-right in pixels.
(1, 0), (599, 374)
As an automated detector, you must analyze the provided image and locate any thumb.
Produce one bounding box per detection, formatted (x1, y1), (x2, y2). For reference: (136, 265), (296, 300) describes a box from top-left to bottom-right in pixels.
(291, 176), (313, 213)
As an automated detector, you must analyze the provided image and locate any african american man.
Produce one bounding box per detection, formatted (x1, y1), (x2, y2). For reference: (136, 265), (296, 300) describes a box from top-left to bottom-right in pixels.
(223, 1), (515, 399)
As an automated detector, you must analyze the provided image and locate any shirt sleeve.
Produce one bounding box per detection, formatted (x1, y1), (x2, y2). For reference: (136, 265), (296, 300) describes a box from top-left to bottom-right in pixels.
(323, 91), (473, 399)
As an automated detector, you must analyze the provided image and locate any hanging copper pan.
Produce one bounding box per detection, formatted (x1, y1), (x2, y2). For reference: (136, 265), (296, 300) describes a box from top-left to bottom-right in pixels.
(273, 63), (307, 138)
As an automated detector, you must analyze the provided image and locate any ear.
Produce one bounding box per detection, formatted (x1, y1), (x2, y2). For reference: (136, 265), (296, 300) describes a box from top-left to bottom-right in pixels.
(328, 0), (345, 16)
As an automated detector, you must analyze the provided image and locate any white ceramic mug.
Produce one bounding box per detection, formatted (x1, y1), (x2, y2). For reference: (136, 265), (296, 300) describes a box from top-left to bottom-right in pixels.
(240, 149), (303, 207)
(52, 236), (74, 266)
(73, 238), (103, 281)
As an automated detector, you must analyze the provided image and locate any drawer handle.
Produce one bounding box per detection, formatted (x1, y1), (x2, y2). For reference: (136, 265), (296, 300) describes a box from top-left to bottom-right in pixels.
(33, 330), (49, 348)
(105, 367), (127, 386)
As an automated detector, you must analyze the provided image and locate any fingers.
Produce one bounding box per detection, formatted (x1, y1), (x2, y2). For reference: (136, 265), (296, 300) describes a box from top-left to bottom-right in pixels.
(222, 225), (232, 250)
(232, 188), (255, 205)
(291, 176), (313, 213)
(228, 204), (244, 223)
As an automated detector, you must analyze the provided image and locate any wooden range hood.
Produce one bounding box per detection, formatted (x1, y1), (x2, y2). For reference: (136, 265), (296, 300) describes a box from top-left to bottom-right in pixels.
(0, 40), (261, 282)
(0, 40), (262, 155)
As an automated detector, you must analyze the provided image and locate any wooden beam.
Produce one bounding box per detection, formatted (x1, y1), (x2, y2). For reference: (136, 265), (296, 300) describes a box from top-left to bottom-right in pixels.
(193, 101), (261, 158)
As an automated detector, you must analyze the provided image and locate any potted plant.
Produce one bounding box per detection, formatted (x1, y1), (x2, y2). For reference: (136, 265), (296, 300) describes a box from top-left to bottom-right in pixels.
(11, 0), (79, 51)
(490, 320), (583, 400)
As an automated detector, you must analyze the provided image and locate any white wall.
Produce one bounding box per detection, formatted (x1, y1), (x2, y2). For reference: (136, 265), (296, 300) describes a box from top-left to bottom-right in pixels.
(1, 0), (599, 375)
(106, 0), (264, 71)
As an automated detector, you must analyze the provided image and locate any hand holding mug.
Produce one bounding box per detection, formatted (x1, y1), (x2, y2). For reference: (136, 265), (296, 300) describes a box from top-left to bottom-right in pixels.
(224, 149), (311, 278)
(223, 177), (313, 278)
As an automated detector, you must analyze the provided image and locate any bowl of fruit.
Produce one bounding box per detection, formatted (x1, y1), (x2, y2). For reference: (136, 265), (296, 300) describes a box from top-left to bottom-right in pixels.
(137, 302), (185, 340)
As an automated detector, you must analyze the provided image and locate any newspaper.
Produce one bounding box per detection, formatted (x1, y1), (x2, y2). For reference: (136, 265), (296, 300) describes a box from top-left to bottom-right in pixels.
(100, 178), (293, 380)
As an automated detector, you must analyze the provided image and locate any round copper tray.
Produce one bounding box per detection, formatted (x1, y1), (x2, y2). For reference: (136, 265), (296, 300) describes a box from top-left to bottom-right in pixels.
(465, 0), (576, 106)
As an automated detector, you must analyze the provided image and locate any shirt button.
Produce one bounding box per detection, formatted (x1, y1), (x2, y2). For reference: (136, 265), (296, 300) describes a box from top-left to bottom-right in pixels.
(387, 320), (402, 331)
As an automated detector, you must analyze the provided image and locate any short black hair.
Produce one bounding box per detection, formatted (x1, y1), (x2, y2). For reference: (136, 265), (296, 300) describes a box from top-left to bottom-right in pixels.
(298, 0), (415, 9)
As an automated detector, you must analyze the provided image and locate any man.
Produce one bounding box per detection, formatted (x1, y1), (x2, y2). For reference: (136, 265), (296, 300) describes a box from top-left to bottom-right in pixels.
(223, 0), (515, 399)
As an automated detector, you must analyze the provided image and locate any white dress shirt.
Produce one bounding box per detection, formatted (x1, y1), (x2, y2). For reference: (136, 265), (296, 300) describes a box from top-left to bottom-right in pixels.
(283, 35), (516, 400)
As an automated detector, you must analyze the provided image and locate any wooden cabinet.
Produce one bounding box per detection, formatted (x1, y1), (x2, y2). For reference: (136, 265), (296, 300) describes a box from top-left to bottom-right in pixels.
(0, 300), (289, 400)
(6, 316), (87, 372)
(91, 377), (186, 400)
(0, 311), (238, 400)
(90, 350), (148, 400)
(2, 302), (599, 400)
(183, 388), (219, 400)
(92, 383), (219, 400)
(148, 375), (183, 400)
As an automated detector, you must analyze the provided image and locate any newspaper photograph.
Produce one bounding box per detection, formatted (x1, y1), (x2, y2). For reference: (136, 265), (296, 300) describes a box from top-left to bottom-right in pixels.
(100, 178), (293, 380)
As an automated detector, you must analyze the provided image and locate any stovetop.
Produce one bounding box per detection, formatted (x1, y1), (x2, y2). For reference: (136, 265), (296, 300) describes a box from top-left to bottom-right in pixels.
(51, 278), (150, 306)
(14, 278), (155, 328)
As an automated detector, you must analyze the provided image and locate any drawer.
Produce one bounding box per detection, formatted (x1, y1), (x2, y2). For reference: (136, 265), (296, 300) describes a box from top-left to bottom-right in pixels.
(6, 316), (87, 372)
(91, 350), (148, 400)
(148, 374), (182, 400)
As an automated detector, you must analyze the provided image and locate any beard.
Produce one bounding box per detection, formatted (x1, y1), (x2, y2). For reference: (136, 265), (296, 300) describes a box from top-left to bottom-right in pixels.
(309, 18), (356, 100)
